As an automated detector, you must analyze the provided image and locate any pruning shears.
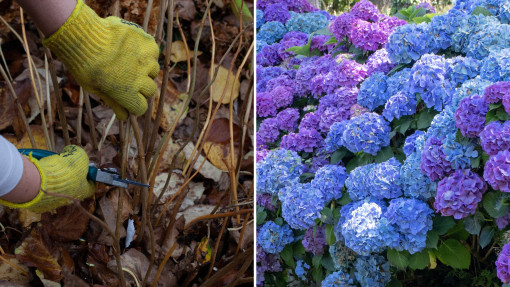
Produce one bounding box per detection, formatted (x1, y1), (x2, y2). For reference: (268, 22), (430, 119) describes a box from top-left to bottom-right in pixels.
(18, 149), (149, 188)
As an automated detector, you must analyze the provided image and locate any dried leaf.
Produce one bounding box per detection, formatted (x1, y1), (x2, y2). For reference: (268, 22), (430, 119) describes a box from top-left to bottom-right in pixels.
(157, 138), (187, 172)
(183, 142), (223, 181)
(211, 65), (240, 104)
(0, 254), (30, 284)
(15, 228), (63, 282)
(152, 71), (187, 131)
(203, 118), (242, 171)
(41, 200), (94, 242)
(176, 0), (196, 21)
(177, 204), (215, 226)
(169, 41), (202, 62)
(160, 216), (186, 258)
(195, 237), (212, 264)
(97, 195), (126, 246)
(0, 80), (31, 131)
(4, 125), (49, 149)
(18, 209), (41, 228)
(230, 221), (254, 250)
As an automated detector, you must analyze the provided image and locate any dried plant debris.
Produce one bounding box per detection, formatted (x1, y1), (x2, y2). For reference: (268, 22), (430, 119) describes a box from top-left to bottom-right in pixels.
(0, 0), (253, 285)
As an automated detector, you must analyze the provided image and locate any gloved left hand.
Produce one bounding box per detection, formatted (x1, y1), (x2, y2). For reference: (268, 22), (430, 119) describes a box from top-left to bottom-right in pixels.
(42, 0), (160, 120)
(0, 145), (96, 213)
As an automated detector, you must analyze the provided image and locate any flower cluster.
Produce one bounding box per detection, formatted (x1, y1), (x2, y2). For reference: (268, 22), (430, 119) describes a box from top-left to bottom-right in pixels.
(357, 72), (390, 111)
(410, 54), (452, 111)
(354, 255), (391, 287)
(279, 183), (325, 230)
(302, 225), (328, 255)
(484, 81), (510, 103)
(383, 91), (417, 121)
(454, 94), (489, 138)
(434, 169), (488, 219)
(480, 121), (510, 155)
(258, 21), (287, 44)
(256, 149), (304, 195)
(311, 165), (348, 202)
(276, 108), (300, 131)
(420, 137), (453, 181)
(285, 11), (329, 34)
(257, 221), (294, 254)
(497, 242), (510, 284)
(484, 150), (510, 193)
(295, 260), (310, 280)
(321, 270), (356, 287)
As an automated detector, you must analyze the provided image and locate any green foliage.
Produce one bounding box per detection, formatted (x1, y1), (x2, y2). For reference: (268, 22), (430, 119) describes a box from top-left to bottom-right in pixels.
(464, 212), (484, 235)
(387, 249), (410, 269)
(483, 191), (510, 218)
(433, 216), (456, 235)
(409, 250), (430, 270)
(436, 239), (471, 269)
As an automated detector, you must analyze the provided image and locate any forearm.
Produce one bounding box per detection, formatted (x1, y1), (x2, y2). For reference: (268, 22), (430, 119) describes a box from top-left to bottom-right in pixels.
(0, 156), (41, 203)
(16, 0), (77, 36)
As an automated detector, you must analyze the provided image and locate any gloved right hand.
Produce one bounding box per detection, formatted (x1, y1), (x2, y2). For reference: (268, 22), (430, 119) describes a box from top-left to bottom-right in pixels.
(0, 145), (95, 213)
(43, 0), (160, 120)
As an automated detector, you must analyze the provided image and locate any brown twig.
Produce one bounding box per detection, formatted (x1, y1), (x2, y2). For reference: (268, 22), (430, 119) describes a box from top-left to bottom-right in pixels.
(200, 246), (253, 287)
(206, 217), (228, 279)
(83, 90), (98, 149)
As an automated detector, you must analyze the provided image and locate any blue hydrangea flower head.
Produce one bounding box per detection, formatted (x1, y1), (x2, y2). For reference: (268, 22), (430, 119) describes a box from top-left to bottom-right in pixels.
(401, 152), (436, 199)
(341, 200), (388, 255)
(386, 23), (432, 64)
(329, 240), (357, 270)
(441, 133), (479, 170)
(385, 198), (434, 253)
(451, 15), (500, 54)
(325, 120), (348, 152)
(357, 72), (390, 111)
(404, 130), (426, 157)
(452, 76), (493, 108)
(256, 148), (304, 195)
(345, 163), (376, 201)
(410, 54), (451, 111)
(322, 270), (356, 287)
(257, 221), (294, 254)
(311, 164), (348, 202)
(369, 157), (404, 199)
(427, 106), (457, 140)
(386, 68), (411, 96)
(446, 56), (481, 86)
(279, 182), (326, 230)
(341, 113), (391, 155)
(295, 260), (310, 281)
(256, 9), (265, 29)
(286, 11), (329, 34)
(383, 91), (417, 121)
(466, 22), (510, 60)
(434, 169), (487, 219)
(481, 48), (510, 82)
(354, 255), (391, 287)
(258, 21), (287, 44)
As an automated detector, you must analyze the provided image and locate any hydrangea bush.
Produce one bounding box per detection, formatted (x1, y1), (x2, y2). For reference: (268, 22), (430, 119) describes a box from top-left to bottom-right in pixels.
(256, 0), (510, 286)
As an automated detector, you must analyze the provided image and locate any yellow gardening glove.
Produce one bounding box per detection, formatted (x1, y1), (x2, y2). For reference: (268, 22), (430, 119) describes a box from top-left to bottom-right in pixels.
(43, 0), (160, 120)
(0, 146), (95, 213)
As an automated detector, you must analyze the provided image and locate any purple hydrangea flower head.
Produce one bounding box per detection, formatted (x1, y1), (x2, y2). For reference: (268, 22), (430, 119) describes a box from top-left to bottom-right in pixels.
(466, 22), (510, 60)
(366, 48), (396, 76)
(484, 150), (510, 193)
(350, 19), (389, 52)
(319, 107), (351, 133)
(417, 2), (436, 13)
(481, 48), (510, 82)
(312, 165), (348, 202)
(263, 3), (291, 23)
(350, 104), (370, 118)
(280, 128), (323, 153)
(504, 92), (510, 114)
(258, 221), (294, 254)
(480, 121), (510, 155)
(318, 87), (358, 115)
(256, 148), (304, 195)
(276, 108), (299, 132)
(404, 130), (426, 157)
(302, 225), (328, 255)
(420, 137), (453, 181)
(321, 270), (355, 287)
(257, 118), (279, 145)
(497, 242), (510, 284)
(434, 169), (487, 219)
(311, 34), (336, 52)
(451, 15), (500, 54)
(410, 54), (450, 111)
(351, 0), (380, 22)
(334, 58), (368, 88)
(256, 244), (282, 286)
(307, 149), (330, 173)
(329, 12), (356, 40)
(441, 133), (478, 170)
(270, 85), (294, 110)
(324, 120), (348, 152)
(341, 201), (388, 255)
(484, 81), (510, 103)
(256, 43), (282, 67)
(258, 21), (287, 44)
(385, 198), (433, 254)
(354, 255), (391, 287)
(341, 113), (391, 155)
(446, 56), (481, 86)
(357, 72), (389, 111)
(257, 193), (278, 212)
(265, 74), (295, 94)
(279, 183), (325, 230)
(455, 94), (489, 138)
(256, 92), (277, 117)
(378, 14), (407, 32)
(256, 9), (265, 29)
(257, 0), (315, 13)
(299, 111), (321, 130)
(286, 11), (329, 34)
(295, 260), (310, 280)
(386, 23), (432, 64)
(256, 148), (269, 163)
(401, 152), (436, 199)
(453, 76), (493, 108)
(383, 91), (417, 121)
(496, 211), (510, 230)
(386, 68), (411, 96)
(278, 36), (308, 60)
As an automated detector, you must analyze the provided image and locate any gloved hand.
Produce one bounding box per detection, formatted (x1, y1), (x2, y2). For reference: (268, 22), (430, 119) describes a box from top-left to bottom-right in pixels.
(43, 0), (160, 120)
(0, 145), (95, 213)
